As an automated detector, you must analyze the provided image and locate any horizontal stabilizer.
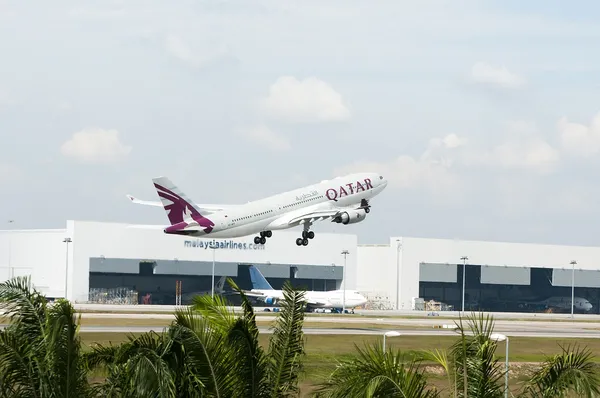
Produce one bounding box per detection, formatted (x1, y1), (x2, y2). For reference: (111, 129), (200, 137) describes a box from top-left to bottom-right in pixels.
(126, 193), (235, 214)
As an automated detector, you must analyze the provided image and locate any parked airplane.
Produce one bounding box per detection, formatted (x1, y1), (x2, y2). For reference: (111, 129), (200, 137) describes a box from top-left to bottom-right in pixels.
(126, 172), (387, 247)
(535, 296), (593, 312)
(241, 264), (367, 313)
(180, 276), (227, 304)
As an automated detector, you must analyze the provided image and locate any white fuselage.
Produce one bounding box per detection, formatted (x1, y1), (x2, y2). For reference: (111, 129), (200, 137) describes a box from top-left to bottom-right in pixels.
(252, 288), (368, 309)
(541, 296), (593, 312)
(181, 172), (387, 238)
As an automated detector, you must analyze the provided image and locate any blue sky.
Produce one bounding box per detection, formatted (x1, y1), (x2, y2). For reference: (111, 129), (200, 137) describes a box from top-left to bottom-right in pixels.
(2, 0), (600, 246)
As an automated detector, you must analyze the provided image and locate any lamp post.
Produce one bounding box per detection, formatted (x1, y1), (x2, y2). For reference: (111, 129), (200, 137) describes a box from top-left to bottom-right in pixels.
(570, 260), (577, 318)
(211, 245), (216, 298)
(341, 250), (349, 313)
(63, 237), (72, 299)
(383, 330), (401, 351)
(460, 256), (468, 314)
(7, 220), (14, 280)
(490, 333), (509, 398)
(396, 239), (401, 310)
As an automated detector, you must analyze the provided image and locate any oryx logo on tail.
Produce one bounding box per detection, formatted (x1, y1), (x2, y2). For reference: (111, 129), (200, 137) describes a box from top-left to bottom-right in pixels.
(152, 177), (215, 234)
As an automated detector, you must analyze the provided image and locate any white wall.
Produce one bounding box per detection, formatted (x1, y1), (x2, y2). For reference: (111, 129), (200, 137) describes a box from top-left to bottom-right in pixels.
(356, 244), (392, 300)
(71, 220), (358, 301)
(0, 229), (69, 298)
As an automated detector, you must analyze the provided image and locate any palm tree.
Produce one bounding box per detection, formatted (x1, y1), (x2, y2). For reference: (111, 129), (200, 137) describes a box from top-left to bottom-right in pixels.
(86, 278), (307, 397)
(521, 343), (600, 398)
(0, 276), (92, 397)
(314, 311), (600, 398)
(426, 312), (600, 398)
(312, 342), (439, 397)
(427, 312), (505, 398)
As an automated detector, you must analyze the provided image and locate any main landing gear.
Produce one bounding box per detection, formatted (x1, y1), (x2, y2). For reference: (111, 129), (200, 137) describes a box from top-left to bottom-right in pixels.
(295, 230), (315, 246)
(253, 230), (272, 245)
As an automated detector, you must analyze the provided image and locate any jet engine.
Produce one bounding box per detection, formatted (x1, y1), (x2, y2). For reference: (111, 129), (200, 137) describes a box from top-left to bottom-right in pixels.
(333, 208), (367, 225)
(265, 297), (277, 305)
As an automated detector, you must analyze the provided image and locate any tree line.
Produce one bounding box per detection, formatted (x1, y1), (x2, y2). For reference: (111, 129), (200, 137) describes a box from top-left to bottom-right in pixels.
(0, 276), (598, 397)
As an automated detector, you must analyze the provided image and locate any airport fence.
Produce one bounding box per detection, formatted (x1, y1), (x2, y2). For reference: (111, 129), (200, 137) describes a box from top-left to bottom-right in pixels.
(85, 287), (139, 305)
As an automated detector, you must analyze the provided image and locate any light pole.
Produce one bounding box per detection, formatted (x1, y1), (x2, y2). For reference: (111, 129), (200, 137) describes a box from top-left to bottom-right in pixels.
(383, 330), (401, 351)
(490, 333), (509, 398)
(395, 239), (401, 310)
(570, 260), (577, 318)
(63, 237), (72, 299)
(7, 220), (14, 280)
(211, 245), (216, 298)
(461, 256), (468, 314)
(341, 250), (349, 313)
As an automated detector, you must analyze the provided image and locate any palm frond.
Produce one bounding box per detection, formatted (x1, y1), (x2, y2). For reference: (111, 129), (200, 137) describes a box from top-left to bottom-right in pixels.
(190, 282), (237, 333)
(265, 280), (307, 397)
(172, 307), (241, 397)
(0, 276), (47, 338)
(312, 341), (438, 398)
(447, 312), (504, 398)
(522, 343), (600, 398)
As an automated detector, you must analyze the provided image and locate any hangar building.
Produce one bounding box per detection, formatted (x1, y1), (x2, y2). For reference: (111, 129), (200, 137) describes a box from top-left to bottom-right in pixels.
(0, 220), (356, 305)
(358, 237), (600, 314)
(2, 220), (600, 314)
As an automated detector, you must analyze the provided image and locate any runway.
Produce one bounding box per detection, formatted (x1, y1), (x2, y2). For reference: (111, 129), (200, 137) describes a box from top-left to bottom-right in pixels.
(3, 303), (600, 339)
(71, 303), (600, 321)
(1, 316), (599, 338)
(64, 325), (600, 339)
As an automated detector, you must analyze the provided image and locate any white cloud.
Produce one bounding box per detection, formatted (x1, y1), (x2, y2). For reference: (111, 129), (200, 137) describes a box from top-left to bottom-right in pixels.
(260, 76), (350, 123)
(334, 125), (561, 199)
(461, 121), (560, 174)
(334, 133), (463, 194)
(237, 124), (291, 151)
(473, 139), (560, 174)
(558, 112), (600, 157)
(470, 62), (525, 89)
(60, 127), (132, 164)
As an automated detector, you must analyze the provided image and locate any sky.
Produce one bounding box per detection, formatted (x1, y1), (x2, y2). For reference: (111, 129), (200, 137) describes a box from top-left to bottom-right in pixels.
(2, 0), (600, 246)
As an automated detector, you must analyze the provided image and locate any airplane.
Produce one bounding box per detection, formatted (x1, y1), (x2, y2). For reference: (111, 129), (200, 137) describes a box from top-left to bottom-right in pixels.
(535, 296), (593, 312)
(241, 264), (367, 313)
(126, 172), (388, 247)
(180, 275), (227, 304)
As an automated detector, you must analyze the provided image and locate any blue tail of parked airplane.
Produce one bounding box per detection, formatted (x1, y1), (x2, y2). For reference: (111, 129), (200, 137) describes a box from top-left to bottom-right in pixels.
(248, 265), (274, 290)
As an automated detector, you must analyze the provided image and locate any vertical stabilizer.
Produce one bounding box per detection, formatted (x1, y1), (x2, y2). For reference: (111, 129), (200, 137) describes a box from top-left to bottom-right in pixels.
(152, 176), (214, 233)
(248, 265), (274, 290)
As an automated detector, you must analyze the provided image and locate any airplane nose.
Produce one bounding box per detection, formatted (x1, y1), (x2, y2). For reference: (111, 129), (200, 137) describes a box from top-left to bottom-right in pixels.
(378, 175), (388, 187)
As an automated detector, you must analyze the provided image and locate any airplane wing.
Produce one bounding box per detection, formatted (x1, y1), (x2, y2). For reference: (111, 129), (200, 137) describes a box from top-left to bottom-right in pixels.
(238, 290), (269, 298)
(285, 201), (370, 226)
(126, 194), (235, 213)
(286, 209), (347, 225)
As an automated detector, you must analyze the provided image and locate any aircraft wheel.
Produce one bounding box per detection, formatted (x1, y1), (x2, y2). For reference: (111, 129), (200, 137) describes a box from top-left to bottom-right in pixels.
(307, 231), (315, 239)
(296, 238), (303, 246)
(365, 207), (370, 213)
(302, 238), (309, 246)
(259, 236), (267, 245)
(265, 230), (272, 238)
(302, 231), (308, 239)
(254, 236), (261, 244)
